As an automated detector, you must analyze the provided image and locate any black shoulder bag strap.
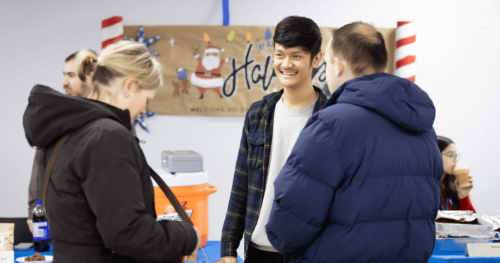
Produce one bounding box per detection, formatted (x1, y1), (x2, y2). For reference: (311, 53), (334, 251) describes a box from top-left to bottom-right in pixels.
(149, 167), (193, 225)
(41, 133), (70, 214)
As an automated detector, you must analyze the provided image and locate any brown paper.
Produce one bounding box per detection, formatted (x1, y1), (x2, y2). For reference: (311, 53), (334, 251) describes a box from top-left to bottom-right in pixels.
(0, 229), (13, 236)
(0, 223), (14, 230)
(0, 236), (8, 251)
(0, 230), (13, 246)
(123, 26), (396, 116)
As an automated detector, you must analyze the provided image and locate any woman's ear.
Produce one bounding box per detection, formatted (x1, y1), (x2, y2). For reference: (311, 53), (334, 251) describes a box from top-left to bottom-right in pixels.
(121, 78), (137, 97)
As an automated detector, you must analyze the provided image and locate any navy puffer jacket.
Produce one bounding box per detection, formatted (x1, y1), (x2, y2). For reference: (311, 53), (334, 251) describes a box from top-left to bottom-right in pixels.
(266, 73), (442, 263)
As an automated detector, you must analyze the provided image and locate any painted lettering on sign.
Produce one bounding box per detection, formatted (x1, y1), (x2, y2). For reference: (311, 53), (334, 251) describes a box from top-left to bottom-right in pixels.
(223, 42), (327, 98)
(222, 42), (276, 98)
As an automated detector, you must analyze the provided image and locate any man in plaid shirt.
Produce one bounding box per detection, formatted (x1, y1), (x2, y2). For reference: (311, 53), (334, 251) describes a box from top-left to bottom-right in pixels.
(219, 16), (327, 263)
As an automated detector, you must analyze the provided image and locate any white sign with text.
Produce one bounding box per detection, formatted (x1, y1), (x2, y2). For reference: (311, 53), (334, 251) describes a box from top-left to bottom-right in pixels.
(465, 243), (500, 257)
(156, 210), (193, 221)
(0, 251), (14, 263)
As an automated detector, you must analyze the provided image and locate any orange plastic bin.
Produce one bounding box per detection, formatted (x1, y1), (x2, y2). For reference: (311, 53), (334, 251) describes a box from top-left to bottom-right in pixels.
(152, 169), (217, 247)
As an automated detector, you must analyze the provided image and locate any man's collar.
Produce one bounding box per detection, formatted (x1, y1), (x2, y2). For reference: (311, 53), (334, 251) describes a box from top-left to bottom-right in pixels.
(263, 86), (326, 109)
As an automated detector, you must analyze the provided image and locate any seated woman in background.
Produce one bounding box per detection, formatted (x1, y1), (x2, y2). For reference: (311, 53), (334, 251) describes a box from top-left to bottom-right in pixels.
(437, 136), (476, 212)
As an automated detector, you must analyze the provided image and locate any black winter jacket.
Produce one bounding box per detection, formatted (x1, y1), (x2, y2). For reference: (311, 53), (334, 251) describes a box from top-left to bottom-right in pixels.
(23, 85), (197, 263)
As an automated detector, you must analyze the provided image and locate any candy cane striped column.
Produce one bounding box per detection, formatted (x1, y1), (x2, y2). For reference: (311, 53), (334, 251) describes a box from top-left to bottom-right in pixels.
(394, 21), (416, 82)
(101, 16), (123, 49)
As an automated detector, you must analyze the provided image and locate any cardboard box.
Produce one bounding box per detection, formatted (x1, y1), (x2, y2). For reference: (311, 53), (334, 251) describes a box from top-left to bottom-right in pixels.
(0, 224), (14, 231)
(0, 231), (13, 245)
(0, 251), (14, 263)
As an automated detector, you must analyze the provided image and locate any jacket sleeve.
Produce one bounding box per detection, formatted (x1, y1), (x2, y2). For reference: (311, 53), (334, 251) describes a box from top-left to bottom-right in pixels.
(220, 113), (250, 257)
(76, 127), (196, 262)
(266, 114), (344, 256)
(458, 195), (476, 213)
(28, 149), (41, 219)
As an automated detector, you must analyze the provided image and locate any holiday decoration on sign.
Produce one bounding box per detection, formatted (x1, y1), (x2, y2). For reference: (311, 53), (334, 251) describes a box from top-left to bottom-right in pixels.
(101, 16), (123, 49)
(124, 26), (161, 56)
(123, 26), (396, 116)
(134, 112), (156, 132)
(265, 28), (272, 40)
(257, 29), (274, 51)
(191, 42), (228, 99)
(203, 33), (211, 43)
(394, 21), (416, 82)
(172, 68), (191, 98)
(227, 31), (235, 42)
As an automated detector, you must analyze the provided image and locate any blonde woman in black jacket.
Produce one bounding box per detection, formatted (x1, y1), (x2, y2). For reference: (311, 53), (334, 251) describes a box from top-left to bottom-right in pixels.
(23, 41), (200, 263)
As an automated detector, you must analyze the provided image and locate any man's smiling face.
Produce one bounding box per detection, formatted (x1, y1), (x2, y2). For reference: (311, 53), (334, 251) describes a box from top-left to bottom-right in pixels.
(273, 43), (314, 89)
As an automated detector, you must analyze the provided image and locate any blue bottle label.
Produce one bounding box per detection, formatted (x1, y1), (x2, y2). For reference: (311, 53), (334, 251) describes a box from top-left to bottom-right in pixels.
(33, 221), (50, 241)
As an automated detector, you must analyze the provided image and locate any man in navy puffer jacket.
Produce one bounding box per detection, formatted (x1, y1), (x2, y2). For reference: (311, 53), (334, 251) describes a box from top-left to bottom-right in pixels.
(265, 22), (443, 263)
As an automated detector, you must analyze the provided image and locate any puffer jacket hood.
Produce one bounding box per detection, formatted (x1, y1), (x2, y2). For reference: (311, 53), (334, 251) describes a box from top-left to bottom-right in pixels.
(324, 73), (435, 133)
(23, 84), (131, 148)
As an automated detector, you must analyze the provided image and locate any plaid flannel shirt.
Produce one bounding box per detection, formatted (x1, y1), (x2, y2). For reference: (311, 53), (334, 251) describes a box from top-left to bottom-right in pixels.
(221, 86), (327, 257)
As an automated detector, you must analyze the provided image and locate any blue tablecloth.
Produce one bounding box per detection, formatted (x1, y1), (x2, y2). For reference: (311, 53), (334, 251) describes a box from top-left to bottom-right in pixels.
(14, 241), (243, 263)
(17, 242), (500, 262)
(429, 246), (500, 263)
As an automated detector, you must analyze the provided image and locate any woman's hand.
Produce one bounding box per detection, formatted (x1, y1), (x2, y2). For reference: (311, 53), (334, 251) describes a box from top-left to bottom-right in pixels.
(455, 174), (473, 199)
(27, 219), (33, 233)
(189, 226), (202, 258)
(216, 256), (238, 263)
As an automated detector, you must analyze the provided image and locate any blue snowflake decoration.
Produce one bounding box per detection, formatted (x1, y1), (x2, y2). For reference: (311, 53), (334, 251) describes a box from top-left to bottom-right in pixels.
(134, 111), (156, 132)
(124, 26), (160, 56)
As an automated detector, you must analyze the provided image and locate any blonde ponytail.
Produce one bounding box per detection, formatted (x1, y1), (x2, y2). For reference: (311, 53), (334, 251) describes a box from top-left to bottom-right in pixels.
(82, 41), (163, 100)
(74, 50), (98, 83)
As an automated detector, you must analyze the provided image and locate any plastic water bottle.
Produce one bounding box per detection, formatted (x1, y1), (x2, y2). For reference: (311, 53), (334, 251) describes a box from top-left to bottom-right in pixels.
(32, 200), (51, 252)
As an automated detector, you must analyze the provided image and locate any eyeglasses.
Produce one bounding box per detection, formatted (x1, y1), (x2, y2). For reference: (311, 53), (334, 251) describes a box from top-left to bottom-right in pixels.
(442, 152), (460, 160)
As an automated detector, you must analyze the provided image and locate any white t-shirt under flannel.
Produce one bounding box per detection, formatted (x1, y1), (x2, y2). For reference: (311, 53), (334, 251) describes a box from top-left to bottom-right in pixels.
(250, 93), (318, 252)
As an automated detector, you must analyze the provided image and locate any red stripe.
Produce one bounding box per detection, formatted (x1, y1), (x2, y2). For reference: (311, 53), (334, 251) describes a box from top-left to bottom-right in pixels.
(102, 16), (123, 28)
(406, 75), (416, 82)
(396, 55), (416, 69)
(397, 21), (411, 27)
(396, 35), (416, 48)
(102, 35), (123, 49)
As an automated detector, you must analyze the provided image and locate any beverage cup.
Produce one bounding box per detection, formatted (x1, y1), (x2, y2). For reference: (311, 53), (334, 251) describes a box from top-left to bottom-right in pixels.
(453, 165), (470, 188)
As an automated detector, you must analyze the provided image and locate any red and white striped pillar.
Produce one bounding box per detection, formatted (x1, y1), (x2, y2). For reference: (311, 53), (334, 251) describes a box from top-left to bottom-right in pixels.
(101, 16), (123, 50)
(394, 21), (416, 82)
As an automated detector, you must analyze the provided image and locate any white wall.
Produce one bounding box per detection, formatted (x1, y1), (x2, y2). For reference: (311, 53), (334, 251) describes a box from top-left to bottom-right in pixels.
(1, 0), (499, 250)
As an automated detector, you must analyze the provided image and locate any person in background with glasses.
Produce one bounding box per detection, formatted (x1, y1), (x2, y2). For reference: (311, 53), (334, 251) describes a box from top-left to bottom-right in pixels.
(437, 136), (476, 212)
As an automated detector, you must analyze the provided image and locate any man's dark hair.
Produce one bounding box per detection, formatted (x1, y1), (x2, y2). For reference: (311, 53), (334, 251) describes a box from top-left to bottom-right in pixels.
(273, 16), (322, 63)
(332, 22), (388, 75)
(65, 49), (97, 63)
